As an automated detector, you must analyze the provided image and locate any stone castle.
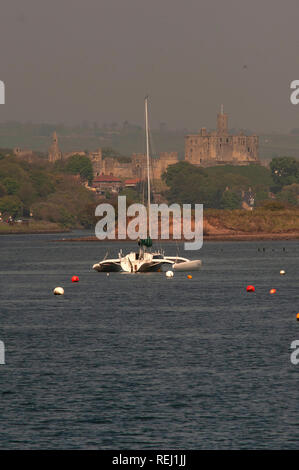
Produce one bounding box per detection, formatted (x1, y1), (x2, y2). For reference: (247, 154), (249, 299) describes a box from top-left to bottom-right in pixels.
(47, 108), (259, 180)
(47, 132), (179, 180)
(185, 107), (259, 166)
(48, 131), (62, 162)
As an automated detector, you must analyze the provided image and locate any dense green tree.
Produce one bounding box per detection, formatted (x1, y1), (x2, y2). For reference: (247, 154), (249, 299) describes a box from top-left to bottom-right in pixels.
(2, 177), (20, 195)
(276, 183), (299, 206)
(0, 153), (97, 228)
(64, 154), (93, 184)
(255, 189), (269, 204)
(162, 161), (208, 204)
(205, 164), (273, 188)
(77, 202), (98, 228)
(270, 157), (299, 192)
(17, 181), (37, 209)
(162, 162), (270, 209)
(30, 170), (55, 198)
(0, 159), (28, 183)
(0, 183), (7, 197)
(220, 191), (242, 209)
(0, 195), (22, 217)
(277, 190), (297, 206)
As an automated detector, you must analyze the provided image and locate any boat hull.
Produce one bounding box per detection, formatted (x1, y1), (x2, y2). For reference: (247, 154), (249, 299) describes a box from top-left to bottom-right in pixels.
(93, 263), (122, 272)
(173, 260), (202, 271)
(137, 262), (164, 273)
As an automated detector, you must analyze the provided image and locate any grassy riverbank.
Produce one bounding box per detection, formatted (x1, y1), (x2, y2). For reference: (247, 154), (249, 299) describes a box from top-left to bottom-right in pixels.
(0, 221), (68, 234)
(204, 207), (299, 234)
(55, 208), (299, 242)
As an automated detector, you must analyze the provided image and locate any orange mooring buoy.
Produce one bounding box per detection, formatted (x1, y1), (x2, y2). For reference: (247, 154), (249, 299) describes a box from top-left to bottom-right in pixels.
(270, 288), (277, 295)
(187, 275), (192, 279)
(246, 285), (255, 292)
(72, 275), (79, 283)
(297, 313), (299, 321)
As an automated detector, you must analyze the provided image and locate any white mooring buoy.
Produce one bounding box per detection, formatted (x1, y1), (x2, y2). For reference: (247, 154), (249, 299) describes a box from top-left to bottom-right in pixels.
(280, 270), (286, 276)
(53, 287), (64, 295)
(166, 271), (174, 278)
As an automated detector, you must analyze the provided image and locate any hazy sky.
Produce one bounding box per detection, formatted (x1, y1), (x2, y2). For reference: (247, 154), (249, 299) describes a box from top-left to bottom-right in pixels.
(1, 0), (299, 132)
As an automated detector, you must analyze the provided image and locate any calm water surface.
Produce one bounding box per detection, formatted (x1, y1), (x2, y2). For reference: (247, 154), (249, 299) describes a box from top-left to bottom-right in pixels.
(0, 231), (299, 449)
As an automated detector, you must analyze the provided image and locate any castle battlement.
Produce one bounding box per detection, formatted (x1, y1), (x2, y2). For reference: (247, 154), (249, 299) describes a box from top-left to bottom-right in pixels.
(47, 109), (259, 183)
(185, 108), (259, 166)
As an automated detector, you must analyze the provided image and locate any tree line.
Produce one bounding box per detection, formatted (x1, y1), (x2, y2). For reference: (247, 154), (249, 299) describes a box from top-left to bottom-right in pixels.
(161, 158), (299, 209)
(0, 152), (96, 227)
(1, 148), (299, 229)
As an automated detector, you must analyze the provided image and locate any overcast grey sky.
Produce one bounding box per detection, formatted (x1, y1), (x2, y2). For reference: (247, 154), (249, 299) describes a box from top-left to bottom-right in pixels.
(0, 0), (299, 132)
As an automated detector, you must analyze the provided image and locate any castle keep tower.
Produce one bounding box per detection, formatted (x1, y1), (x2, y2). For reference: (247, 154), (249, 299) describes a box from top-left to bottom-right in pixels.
(48, 131), (62, 162)
(217, 105), (228, 135)
(89, 149), (103, 176)
(184, 108), (259, 166)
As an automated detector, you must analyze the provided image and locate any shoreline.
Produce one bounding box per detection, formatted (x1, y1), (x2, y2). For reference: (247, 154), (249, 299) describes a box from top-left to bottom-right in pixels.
(0, 223), (70, 235)
(0, 230), (69, 235)
(55, 231), (299, 242)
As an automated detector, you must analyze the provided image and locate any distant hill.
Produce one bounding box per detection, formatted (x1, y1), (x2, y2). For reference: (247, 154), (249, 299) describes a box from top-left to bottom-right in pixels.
(1, 121), (299, 161)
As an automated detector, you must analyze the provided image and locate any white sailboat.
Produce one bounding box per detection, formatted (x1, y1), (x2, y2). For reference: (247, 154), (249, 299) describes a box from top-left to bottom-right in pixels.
(93, 97), (202, 273)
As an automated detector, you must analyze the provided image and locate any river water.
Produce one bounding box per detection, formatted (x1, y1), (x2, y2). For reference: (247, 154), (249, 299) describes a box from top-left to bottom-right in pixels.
(0, 231), (299, 449)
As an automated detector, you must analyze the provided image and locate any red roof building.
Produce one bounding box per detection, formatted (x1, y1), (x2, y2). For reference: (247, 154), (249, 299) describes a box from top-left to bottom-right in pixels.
(93, 174), (122, 193)
(124, 178), (141, 188)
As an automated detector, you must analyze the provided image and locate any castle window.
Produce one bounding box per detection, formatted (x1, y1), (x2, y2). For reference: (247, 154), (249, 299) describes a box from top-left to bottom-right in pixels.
(248, 147), (250, 152)
(226, 138), (229, 143)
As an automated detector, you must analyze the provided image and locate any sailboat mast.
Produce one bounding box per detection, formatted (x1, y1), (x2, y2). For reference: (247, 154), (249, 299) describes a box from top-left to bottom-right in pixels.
(145, 96), (151, 237)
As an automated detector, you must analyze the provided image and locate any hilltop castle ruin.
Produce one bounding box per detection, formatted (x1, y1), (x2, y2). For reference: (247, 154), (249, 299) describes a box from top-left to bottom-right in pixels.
(46, 108), (259, 181)
(185, 107), (259, 166)
(48, 131), (62, 162)
(47, 131), (179, 180)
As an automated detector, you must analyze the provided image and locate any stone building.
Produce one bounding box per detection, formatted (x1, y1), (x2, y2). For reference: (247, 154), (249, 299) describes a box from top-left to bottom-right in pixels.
(13, 147), (34, 162)
(185, 107), (259, 166)
(47, 109), (259, 183)
(92, 175), (122, 194)
(89, 149), (103, 176)
(48, 131), (62, 162)
(90, 151), (179, 180)
(152, 152), (179, 179)
(103, 157), (134, 178)
(47, 131), (179, 181)
(131, 152), (179, 180)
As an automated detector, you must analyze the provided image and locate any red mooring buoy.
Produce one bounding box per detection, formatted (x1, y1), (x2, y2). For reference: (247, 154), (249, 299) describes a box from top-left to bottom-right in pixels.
(246, 285), (255, 292)
(72, 275), (79, 283)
